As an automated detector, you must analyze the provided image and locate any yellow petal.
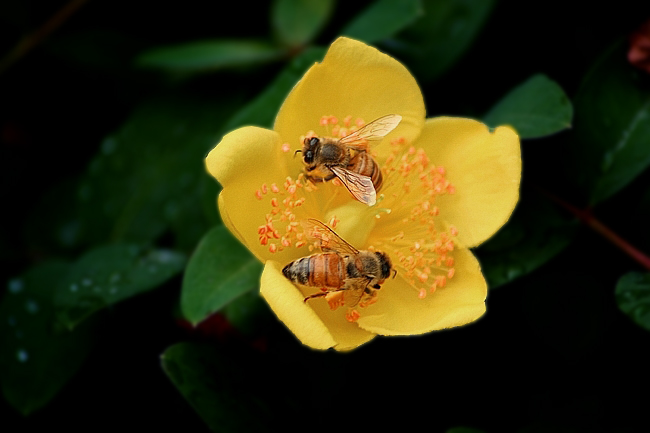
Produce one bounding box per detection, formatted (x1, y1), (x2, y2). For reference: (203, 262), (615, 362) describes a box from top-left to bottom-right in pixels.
(205, 126), (292, 261)
(260, 261), (376, 350)
(206, 126), (284, 188)
(356, 248), (487, 335)
(418, 117), (521, 247)
(274, 37), (425, 161)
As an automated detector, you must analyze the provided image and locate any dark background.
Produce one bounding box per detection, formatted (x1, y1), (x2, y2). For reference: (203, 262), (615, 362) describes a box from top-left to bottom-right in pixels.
(2, 1), (650, 432)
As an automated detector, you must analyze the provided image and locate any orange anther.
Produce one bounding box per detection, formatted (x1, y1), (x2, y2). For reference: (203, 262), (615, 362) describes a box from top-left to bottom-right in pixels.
(345, 309), (361, 322)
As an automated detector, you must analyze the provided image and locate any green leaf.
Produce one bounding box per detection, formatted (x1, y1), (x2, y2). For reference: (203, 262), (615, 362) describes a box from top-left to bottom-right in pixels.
(222, 289), (273, 335)
(386, 0), (494, 82)
(0, 261), (96, 414)
(222, 46), (326, 131)
(615, 272), (650, 332)
(181, 226), (262, 326)
(342, 0), (423, 44)
(476, 192), (577, 289)
(136, 40), (286, 72)
(54, 244), (185, 329)
(572, 41), (650, 205)
(161, 342), (276, 432)
(271, 0), (334, 47)
(77, 97), (237, 250)
(483, 74), (573, 139)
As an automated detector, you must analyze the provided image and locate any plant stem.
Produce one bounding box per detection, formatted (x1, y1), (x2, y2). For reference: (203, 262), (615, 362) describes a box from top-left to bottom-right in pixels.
(0, 0), (88, 76)
(543, 190), (650, 271)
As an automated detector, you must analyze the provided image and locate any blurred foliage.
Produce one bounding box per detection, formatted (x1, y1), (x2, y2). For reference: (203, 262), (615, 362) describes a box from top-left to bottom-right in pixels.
(2, 0), (650, 432)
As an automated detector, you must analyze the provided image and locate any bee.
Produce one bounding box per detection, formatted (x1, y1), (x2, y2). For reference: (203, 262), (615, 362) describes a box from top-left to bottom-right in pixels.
(297, 114), (402, 206)
(282, 219), (395, 306)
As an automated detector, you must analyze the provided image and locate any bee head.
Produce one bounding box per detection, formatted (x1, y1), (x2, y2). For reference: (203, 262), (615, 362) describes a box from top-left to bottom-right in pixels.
(302, 137), (320, 164)
(375, 251), (393, 280)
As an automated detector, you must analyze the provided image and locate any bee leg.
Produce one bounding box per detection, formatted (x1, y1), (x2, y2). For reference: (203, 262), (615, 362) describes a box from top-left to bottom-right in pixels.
(303, 292), (327, 303)
(303, 288), (344, 303)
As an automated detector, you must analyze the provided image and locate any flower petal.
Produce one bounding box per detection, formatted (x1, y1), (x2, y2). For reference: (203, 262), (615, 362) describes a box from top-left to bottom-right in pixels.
(260, 261), (376, 350)
(356, 247), (487, 335)
(274, 37), (425, 159)
(261, 261), (337, 350)
(206, 126), (292, 261)
(419, 117), (521, 247)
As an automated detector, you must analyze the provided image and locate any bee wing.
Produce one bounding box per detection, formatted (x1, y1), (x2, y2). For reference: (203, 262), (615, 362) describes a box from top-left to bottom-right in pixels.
(330, 166), (377, 206)
(304, 218), (359, 255)
(342, 278), (369, 307)
(338, 114), (402, 150)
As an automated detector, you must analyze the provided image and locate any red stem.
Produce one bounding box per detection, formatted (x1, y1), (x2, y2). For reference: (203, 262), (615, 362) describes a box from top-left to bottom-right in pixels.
(543, 190), (650, 271)
(0, 0), (88, 75)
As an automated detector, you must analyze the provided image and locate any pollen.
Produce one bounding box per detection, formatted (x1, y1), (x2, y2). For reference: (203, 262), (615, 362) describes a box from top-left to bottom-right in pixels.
(326, 291), (345, 310)
(345, 309), (361, 322)
(313, 114), (366, 139)
(255, 173), (336, 254)
(371, 136), (459, 299)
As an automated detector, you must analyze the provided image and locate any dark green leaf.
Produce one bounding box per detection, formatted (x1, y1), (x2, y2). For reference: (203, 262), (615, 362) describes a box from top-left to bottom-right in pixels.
(572, 41), (650, 205)
(161, 342), (275, 432)
(342, 0), (422, 44)
(55, 244), (185, 329)
(386, 0), (494, 82)
(483, 74), (573, 139)
(181, 226), (262, 326)
(271, 0), (334, 47)
(136, 40), (285, 72)
(222, 289), (273, 335)
(76, 97), (238, 250)
(476, 192), (577, 289)
(223, 46), (326, 130)
(615, 272), (650, 332)
(0, 261), (96, 414)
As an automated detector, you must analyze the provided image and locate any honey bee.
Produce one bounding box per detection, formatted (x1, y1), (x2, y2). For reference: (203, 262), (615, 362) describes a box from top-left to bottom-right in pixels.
(297, 114), (402, 206)
(282, 219), (395, 306)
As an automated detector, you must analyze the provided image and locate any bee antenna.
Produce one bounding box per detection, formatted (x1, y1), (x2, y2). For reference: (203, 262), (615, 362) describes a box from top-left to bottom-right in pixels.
(293, 149), (302, 158)
(392, 269), (397, 279)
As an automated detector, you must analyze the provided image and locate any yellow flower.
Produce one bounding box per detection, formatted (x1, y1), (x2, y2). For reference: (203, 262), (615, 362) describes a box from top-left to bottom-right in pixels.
(205, 37), (521, 351)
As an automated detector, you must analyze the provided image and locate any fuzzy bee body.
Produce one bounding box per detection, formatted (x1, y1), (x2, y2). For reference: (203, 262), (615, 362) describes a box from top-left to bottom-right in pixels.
(282, 219), (395, 306)
(298, 114), (401, 205)
(348, 150), (383, 193)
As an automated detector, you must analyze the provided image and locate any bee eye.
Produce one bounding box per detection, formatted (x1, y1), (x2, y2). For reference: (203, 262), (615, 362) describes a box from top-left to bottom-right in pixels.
(304, 150), (314, 163)
(309, 137), (319, 147)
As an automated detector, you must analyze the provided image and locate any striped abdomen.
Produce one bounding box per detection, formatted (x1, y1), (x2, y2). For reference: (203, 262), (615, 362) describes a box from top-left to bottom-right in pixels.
(282, 252), (346, 289)
(348, 152), (383, 192)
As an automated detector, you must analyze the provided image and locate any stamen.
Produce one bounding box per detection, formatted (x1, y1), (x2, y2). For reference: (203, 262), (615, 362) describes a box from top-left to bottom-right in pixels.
(326, 291), (344, 310)
(372, 136), (459, 299)
(345, 309), (360, 322)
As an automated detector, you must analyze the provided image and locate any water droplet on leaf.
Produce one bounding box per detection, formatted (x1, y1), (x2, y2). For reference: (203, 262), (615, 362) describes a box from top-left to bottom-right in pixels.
(101, 137), (117, 154)
(16, 349), (29, 363)
(25, 299), (39, 314)
(8, 278), (24, 294)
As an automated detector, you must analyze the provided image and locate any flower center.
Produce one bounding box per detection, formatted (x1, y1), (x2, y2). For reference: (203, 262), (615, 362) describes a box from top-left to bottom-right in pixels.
(368, 137), (458, 299)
